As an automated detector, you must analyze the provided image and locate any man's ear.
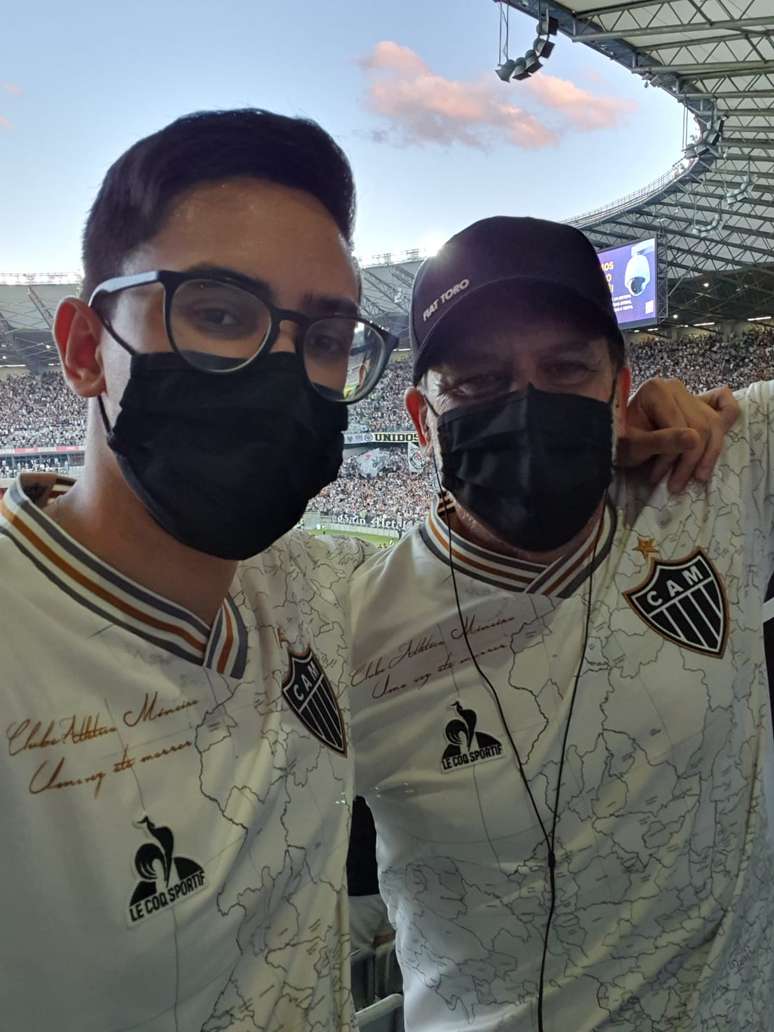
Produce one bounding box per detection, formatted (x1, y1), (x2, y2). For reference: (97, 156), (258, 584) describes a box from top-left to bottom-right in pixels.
(614, 365), (632, 437)
(405, 386), (433, 449)
(53, 297), (107, 399)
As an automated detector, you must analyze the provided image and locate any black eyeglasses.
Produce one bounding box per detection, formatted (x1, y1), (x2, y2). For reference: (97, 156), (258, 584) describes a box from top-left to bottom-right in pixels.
(89, 269), (399, 405)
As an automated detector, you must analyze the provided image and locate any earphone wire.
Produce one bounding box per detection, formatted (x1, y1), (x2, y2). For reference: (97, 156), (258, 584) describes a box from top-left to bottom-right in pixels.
(430, 448), (601, 1032)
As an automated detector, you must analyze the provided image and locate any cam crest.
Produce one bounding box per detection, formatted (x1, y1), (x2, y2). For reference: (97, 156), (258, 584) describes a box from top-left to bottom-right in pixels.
(282, 646), (347, 754)
(624, 548), (728, 658)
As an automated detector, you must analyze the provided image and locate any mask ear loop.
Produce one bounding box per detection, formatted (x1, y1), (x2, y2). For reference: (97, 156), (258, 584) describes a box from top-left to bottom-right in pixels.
(97, 396), (113, 437)
(428, 414), (602, 1032)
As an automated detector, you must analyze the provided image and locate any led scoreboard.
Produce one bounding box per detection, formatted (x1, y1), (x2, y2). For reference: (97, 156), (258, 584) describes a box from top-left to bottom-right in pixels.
(597, 237), (658, 329)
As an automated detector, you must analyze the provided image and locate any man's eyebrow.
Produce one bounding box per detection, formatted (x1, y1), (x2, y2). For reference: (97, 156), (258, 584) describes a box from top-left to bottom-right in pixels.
(536, 338), (610, 359)
(181, 263), (277, 302)
(300, 293), (360, 318)
(541, 336), (605, 355)
(178, 265), (360, 317)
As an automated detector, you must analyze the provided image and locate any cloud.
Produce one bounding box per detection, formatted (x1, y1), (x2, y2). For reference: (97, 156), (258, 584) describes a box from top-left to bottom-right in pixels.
(359, 41), (558, 151)
(1, 82), (22, 96)
(525, 73), (636, 130)
(0, 115), (11, 129)
(359, 41), (636, 150)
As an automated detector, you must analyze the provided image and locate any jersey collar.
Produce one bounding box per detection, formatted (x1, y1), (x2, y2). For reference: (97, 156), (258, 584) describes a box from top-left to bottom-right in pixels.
(420, 491), (616, 598)
(0, 473), (247, 676)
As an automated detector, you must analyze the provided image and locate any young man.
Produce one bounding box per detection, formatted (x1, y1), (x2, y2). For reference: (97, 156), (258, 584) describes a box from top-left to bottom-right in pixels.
(350, 217), (774, 1031)
(0, 109), (399, 1032)
(0, 109), (738, 1032)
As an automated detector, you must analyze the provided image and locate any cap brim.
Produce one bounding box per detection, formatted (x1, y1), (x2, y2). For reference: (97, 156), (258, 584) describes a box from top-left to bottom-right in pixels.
(413, 275), (623, 383)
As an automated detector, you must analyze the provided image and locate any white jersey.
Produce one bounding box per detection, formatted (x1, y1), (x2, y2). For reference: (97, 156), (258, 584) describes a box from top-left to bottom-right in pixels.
(351, 381), (774, 1031)
(0, 473), (367, 1032)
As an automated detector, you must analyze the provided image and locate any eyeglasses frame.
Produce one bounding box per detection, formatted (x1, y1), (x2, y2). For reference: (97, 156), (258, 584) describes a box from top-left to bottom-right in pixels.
(88, 268), (399, 404)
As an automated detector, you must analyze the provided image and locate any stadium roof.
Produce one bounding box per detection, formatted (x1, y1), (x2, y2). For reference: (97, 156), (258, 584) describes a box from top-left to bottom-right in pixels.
(507, 0), (774, 325)
(0, 281), (78, 373)
(3, 5), (773, 372)
(358, 1), (774, 331)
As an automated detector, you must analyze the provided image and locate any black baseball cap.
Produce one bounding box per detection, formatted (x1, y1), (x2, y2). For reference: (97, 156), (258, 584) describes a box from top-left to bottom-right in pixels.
(410, 216), (624, 383)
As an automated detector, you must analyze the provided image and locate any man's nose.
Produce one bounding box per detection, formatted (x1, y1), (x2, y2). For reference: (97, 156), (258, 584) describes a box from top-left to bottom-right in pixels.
(503, 373), (533, 394)
(270, 317), (301, 355)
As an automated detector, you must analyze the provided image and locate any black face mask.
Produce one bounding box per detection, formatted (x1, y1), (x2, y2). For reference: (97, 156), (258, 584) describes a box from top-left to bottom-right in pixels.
(102, 351), (346, 560)
(436, 384), (613, 553)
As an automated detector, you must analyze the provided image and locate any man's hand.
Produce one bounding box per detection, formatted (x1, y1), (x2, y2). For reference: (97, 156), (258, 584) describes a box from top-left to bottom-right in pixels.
(618, 378), (739, 493)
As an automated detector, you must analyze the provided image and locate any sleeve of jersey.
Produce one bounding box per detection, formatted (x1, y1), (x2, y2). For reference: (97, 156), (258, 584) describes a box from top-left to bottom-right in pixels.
(734, 381), (774, 569)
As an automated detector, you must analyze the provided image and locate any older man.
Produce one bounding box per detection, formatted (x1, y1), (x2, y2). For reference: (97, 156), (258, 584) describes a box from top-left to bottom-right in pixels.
(351, 217), (774, 1031)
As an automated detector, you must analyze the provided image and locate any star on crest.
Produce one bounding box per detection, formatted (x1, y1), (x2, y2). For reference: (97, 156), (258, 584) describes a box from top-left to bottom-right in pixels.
(634, 537), (659, 562)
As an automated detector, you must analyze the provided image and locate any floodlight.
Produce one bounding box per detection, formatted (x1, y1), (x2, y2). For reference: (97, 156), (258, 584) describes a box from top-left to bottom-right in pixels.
(511, 58), (529, 80)
(495, 58), (518, 81)
(539, 11), (558, 35)
(523, 50), (543, 74)
(495, 8), (558, 84)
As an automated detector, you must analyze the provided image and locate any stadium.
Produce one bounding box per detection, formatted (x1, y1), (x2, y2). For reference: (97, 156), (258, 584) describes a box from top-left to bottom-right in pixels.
(2, 3), (774, 1031)
(2, 1), (774, 544)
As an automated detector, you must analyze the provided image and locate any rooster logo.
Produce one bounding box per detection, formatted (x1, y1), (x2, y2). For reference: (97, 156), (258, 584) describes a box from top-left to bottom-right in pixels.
(129, 816), (205, 913)
(441, 701), (502, 772)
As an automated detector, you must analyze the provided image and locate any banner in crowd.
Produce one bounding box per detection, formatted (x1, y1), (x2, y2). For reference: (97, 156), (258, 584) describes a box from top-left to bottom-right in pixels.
(344, 430), (418, 446)
(0, 445), (84, 457)
(407, 442), (425, 474)
(355, 449), (393, 478)
(327, 512), (415, 531)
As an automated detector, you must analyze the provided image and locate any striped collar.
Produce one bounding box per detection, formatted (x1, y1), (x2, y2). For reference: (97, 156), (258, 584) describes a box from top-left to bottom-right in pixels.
(420, 492), (616, 598)
(0, 474), (247, 677)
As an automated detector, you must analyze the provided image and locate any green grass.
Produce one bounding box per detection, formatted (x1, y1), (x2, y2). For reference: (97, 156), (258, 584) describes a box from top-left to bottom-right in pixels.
(306, 527), (396, 548)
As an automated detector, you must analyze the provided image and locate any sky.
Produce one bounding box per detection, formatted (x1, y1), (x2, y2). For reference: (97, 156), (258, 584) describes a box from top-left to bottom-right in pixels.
(0, 0), (688, 274)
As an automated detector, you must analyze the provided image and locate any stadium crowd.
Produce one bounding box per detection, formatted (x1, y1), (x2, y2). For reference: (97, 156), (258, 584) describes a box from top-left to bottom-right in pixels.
(628, 326), (774, 392)
(314, 454), (434, 529)
(347, 361), (414, 432)
(2, 328), (773, 527)
(0, 372), (86, 449)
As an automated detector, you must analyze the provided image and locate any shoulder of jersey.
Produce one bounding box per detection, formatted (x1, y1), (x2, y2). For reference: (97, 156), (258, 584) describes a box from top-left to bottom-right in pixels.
(732, 379), (773, 439)
(279, 527), (378, 573)
(351, 527), (414, 588)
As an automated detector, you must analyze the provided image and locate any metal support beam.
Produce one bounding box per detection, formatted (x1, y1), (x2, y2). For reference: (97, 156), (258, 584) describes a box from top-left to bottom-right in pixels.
(590, 210), (773, 261)
(725, 138), (774, 151)
(643, 32), (774, 53)
(680, 90), (774, 99)
(361, 269), (401, 309)
(636, 60), (774, 77)
(722, 108), (774, 117)
(26, 287), (54, 329)
(579, 0), (692, 16)
(572, 16), (774, 43)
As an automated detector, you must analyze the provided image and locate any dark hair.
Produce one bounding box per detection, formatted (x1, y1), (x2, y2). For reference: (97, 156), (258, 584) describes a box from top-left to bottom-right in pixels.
(81, 108), (356, 299)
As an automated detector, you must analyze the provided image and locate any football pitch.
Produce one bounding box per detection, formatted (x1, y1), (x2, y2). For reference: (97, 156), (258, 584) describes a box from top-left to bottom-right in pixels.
(306, 527), (396, 549)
